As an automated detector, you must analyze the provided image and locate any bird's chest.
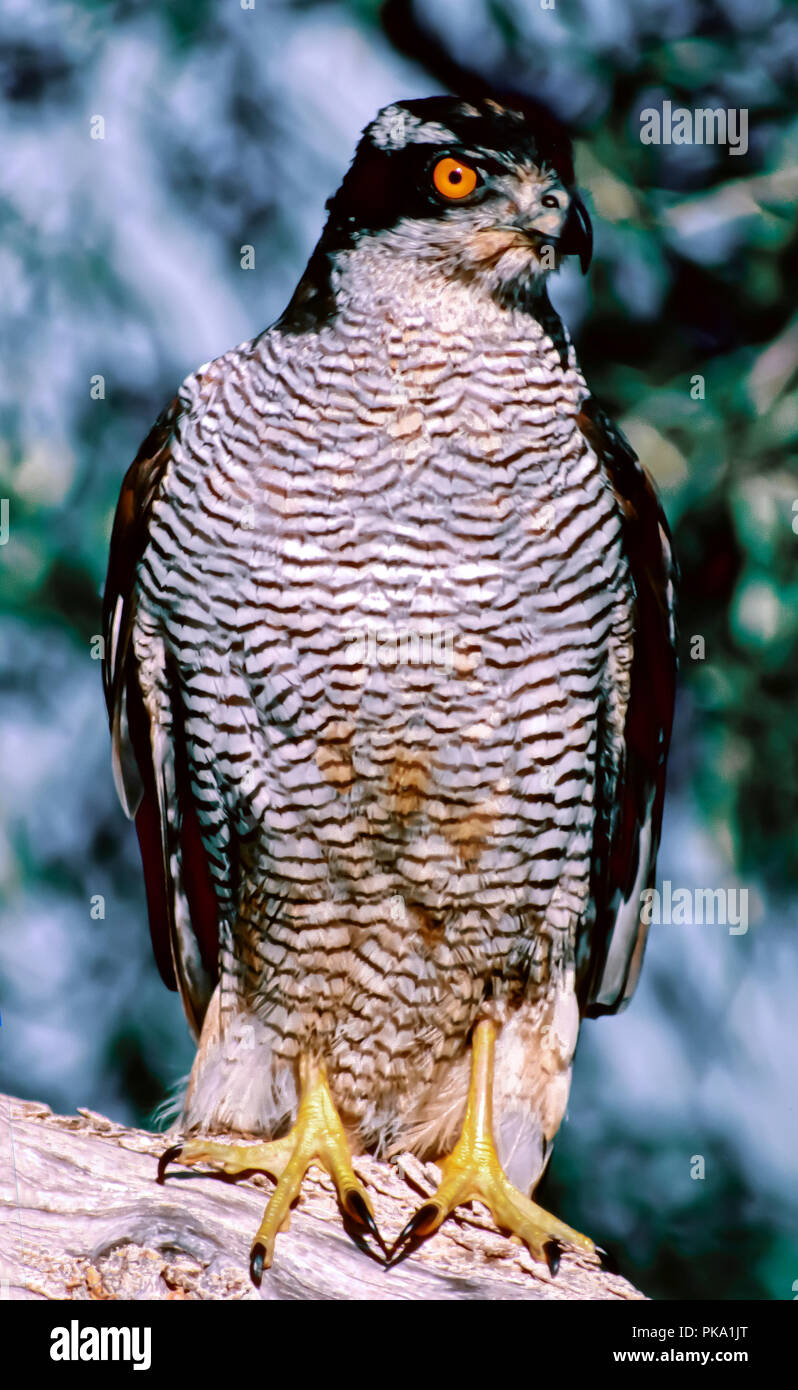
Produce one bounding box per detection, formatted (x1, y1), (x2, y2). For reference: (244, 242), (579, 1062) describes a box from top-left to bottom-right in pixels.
(198, 330), (628, 725)
(169, 331), (632, 868)
(272, 345), (624, 673)
(232, 399), (618, 820)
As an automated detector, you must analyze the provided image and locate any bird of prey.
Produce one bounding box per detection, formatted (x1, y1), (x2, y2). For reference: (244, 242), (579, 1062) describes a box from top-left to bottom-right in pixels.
(103, 95), (677, 1281)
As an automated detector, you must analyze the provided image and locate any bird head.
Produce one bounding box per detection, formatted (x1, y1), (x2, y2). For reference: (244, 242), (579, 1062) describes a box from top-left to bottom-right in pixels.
(319, 96), (592, 307)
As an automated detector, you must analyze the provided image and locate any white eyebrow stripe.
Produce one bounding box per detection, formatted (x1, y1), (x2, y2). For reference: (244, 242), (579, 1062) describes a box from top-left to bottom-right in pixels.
(370, 106), (458, 150)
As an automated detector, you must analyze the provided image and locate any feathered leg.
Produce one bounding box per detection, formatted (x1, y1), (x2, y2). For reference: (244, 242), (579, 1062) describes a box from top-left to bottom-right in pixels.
(158, 1051), (387, 1282)
(389, 1019), (595, 1272)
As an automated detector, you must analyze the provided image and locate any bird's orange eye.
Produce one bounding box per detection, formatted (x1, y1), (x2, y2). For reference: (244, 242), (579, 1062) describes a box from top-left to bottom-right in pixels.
(432, 156), (478, 200)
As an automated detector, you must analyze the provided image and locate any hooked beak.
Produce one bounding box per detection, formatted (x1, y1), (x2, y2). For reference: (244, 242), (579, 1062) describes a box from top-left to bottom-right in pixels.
(559, 192), (593, 274)
(491, 190), (593, 274)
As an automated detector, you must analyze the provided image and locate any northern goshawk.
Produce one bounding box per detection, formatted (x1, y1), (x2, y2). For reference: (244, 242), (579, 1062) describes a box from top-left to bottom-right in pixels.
(103, 95), (677, 1280)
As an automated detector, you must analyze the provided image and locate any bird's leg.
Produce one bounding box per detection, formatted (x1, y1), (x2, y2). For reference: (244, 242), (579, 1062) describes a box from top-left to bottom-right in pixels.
(158, 1052), (386, 1282)
(389, 1019), (595, 1272)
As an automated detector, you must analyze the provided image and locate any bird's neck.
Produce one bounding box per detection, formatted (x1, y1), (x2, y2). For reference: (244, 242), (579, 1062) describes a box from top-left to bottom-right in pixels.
(338, 243), (561, 336)
(330, 244), (588, 423)
(281, 239), (584, 389)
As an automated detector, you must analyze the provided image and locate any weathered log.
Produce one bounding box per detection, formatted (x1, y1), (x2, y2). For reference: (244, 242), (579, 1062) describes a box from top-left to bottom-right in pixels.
(0, 1094), (644, 1301)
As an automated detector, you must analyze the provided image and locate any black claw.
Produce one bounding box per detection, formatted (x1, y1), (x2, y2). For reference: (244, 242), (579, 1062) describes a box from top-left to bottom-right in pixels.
(345, 1191), (389, 1258)
(157, 1144), (183, 1184)
(250, 1243), (265, 1286)
(544, 1239), (561, 1276)
(596, 1243), (620, 1275)
(389, 1202), (440, 1261)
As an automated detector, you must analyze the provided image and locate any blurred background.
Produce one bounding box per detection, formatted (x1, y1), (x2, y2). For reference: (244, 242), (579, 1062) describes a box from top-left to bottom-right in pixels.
(1, 0), (796, 1300)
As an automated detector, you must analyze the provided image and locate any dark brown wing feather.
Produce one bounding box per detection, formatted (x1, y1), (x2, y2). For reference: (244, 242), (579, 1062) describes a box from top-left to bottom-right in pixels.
(576, 395), (678, 1017)
(102, 398), (218, 1029)
(102, 398), (179, 817)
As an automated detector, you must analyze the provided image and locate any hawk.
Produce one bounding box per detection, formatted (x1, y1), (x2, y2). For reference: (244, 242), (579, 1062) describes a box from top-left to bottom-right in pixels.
(103, 96), (677, 1281)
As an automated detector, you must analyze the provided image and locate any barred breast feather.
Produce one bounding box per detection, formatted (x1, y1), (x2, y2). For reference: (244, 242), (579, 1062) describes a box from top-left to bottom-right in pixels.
(103, 251), (676, 1174)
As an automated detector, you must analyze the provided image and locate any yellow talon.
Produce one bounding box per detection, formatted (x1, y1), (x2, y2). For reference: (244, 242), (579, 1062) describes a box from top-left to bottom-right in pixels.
(158, 1053), (386, 1282)
(391, 1019), (596, 1271)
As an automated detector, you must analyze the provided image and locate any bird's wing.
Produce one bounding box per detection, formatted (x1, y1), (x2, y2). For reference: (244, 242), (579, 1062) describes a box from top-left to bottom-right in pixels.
(575, 395), (678, 1017)
(102, 391), (218, 1036)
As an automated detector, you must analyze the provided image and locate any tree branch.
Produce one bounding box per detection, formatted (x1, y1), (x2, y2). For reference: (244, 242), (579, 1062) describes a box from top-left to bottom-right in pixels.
(1, 1094), (644, 1301)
